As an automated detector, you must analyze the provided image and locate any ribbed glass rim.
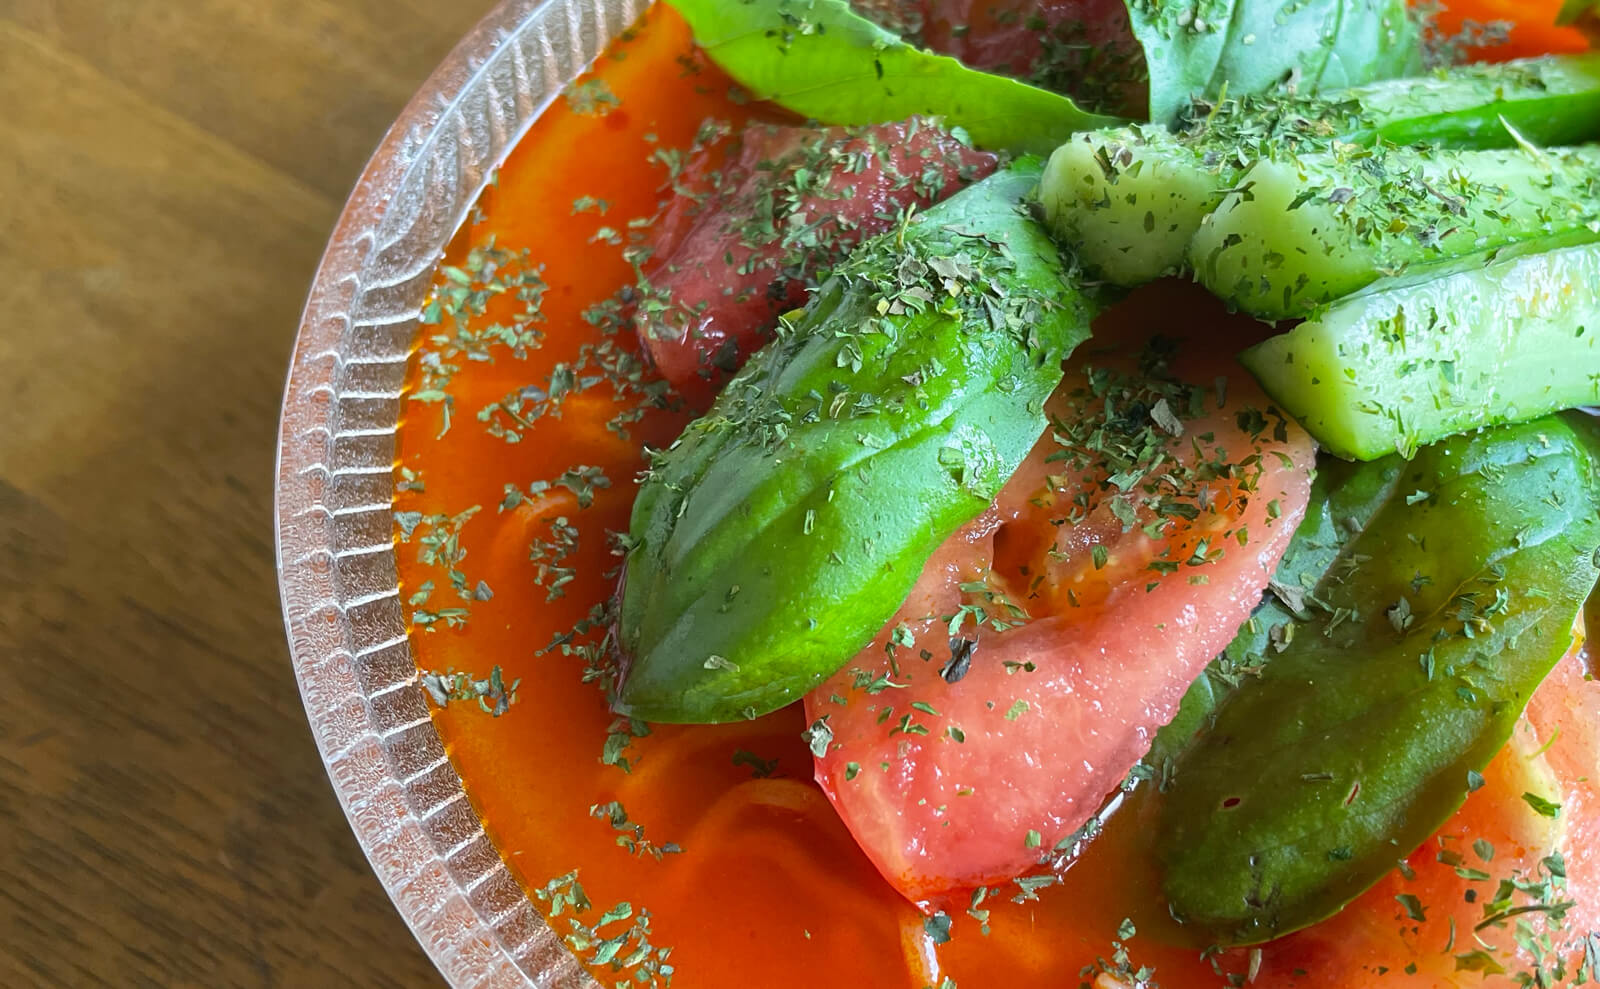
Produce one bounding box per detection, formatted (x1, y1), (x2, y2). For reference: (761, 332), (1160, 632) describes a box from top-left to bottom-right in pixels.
(273, 1), (643, 984)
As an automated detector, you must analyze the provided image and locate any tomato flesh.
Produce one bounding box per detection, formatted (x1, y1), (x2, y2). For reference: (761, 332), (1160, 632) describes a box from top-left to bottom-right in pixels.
(636, 119), (995, 406)
(806, 342), (1316, 904)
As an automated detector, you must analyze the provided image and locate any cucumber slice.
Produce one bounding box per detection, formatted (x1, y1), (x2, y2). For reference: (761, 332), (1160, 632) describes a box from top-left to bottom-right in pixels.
(1241, 242), (1600, 461)
(1191, 145), (1600, 320)
(1041, 56), (1600, 291)
(1039, 126), (1224, 285)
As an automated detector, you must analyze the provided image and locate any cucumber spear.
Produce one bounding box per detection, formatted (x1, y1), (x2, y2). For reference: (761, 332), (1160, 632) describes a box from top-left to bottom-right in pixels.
(1191, 143), (1600, 320)
(1240, 241), (1600, 461)
(1040, 53), (1600, 285)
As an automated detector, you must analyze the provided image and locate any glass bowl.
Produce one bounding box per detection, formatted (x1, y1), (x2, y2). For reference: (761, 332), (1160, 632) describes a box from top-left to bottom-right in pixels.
(274, 0), (638, 984)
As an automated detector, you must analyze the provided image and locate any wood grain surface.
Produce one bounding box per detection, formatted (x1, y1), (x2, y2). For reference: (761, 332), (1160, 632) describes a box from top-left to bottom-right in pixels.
(1, 2), (495, 985)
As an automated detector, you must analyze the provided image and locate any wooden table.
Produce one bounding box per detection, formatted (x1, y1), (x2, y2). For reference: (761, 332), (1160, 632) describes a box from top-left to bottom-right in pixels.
(1, 2), (494, 984)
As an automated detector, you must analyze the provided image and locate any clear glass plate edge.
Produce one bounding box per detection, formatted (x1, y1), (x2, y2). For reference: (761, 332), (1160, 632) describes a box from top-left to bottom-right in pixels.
(273, 0), (643, 985)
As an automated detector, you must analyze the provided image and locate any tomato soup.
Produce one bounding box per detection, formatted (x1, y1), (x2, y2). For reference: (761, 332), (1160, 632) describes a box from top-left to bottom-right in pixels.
(391, 5), (1597, 988)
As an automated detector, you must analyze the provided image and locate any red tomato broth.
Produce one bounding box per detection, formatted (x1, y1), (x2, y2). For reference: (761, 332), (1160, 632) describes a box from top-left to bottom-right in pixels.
(397, 11), (931, 987)
(393, 4), (1598, 988)
(1431, 0), (1590, 60)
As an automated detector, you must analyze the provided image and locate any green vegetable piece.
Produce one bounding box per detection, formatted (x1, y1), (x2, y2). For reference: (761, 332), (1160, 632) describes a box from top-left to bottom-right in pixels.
(1350, 53), (1600, 148)
(1126, 0), (1422, 126)
(1144, 456), (1403, 779)
(1584, 412), (1600, 658)
(664, 0), (1118, 154)
(1159, 417), (1600, 946)
(1241, 242), (1600, 461)
(1191, 143), (1600, 320)
(1039, 55), (1600, 286)
(615, 162), (1095, 723)
(1039, 124), (1221, 285)
(1560, 0), (1600, 27)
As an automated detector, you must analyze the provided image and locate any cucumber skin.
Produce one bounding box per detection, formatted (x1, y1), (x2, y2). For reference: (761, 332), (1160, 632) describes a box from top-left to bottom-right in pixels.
(1352, 53), (1600, 148)
(1241, 243), (1600, 461)
(1191, 146), (1600, 320)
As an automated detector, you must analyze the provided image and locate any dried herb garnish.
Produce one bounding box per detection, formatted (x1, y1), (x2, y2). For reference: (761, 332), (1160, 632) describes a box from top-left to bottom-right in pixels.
(590, 801), (683, 861)
(533, 871), (674, 986)
(419, 666), (520, 717)
(413, 242), (548, 436)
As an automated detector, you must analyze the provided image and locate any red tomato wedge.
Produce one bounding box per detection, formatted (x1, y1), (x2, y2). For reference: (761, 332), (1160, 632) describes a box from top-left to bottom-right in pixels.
(635, 118), (995, 406)
(805, 341), (1315, 904)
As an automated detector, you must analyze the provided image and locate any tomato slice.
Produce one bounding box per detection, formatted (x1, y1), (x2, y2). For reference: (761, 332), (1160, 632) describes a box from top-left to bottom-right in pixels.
(635, 119), (995, 407)
(805, 340), (1315, 904)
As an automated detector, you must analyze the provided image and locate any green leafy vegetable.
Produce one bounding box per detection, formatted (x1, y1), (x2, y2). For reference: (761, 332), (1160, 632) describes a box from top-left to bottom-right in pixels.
(665, 0), (1118, 153)
(1159, 416), (1600, 946)
(1126, 0), (1423, 125)
(616, 162), (1095, 723)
